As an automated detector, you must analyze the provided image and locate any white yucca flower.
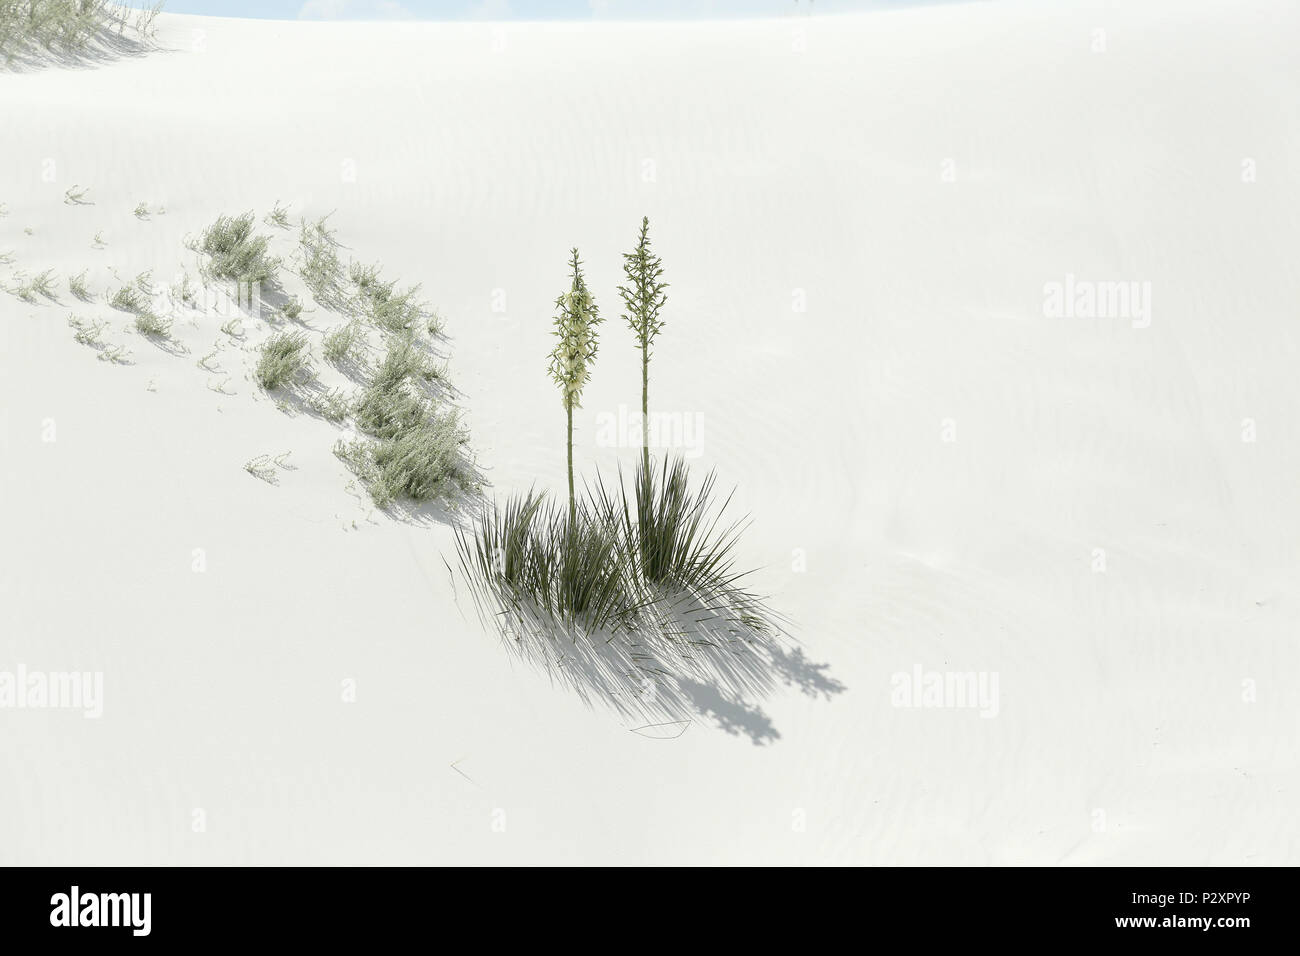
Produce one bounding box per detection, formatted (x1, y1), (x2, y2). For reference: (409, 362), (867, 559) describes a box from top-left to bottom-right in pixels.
(548, 248), (603, 517)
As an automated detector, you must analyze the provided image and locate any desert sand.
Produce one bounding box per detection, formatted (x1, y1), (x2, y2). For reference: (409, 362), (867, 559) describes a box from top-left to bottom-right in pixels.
(1, 0), (1297, 864)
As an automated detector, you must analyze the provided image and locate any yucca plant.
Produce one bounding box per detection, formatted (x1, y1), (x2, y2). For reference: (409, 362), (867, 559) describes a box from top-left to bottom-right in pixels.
(547, 248), (602, 520)
(617, 216), (668, 473)
(455, 489), (632, 634)
(595, 456), (753, 605)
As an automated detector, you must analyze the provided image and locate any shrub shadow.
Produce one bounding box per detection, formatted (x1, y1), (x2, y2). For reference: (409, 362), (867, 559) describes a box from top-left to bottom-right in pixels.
(462, 582), (840, 745)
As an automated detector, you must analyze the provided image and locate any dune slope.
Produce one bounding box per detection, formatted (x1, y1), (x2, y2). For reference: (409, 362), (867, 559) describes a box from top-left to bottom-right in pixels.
(1, 0), (1297, 864)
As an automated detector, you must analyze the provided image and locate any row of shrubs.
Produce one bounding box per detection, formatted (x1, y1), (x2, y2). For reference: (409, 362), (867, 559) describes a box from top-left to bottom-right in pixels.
(191, 207), (474, 509)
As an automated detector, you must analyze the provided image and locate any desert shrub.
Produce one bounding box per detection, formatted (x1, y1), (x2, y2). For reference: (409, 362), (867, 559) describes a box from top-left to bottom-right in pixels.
(353, 336), (421, 427)
(371, 331), (435, 389)
(255, 330), (310, 390)
(307, 387), (351, 423)
(172, 270), (196, 308)
(354, 384), (426, 441)
(348, 260), (384, 293)
(369, 283), (427, 334)
(265, 200), (290, 228)
(0, 1), (145, 63)
(30, 268), (57, 298)
(98, 343), (129, 364)
(68, 268), (90, 300)
(348, 259), (427, 333)
(337, 411), (470, 507)
(244, 454), (279, 483)
(134, 310), (171, 337)
(67, 313), (105, 346)
(323, 319), (365, 366)
(296, 214), (346, 307)
(196, 211), (280, 287)
(10, 268), (57, 302)
(133, 1), (164, 39)
(109, 282), (143, 311)
(352, 333), (440, 436)
(339, 331), (472, 506)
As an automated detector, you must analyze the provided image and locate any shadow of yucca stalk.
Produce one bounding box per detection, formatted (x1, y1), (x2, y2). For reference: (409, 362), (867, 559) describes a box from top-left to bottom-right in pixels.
(453, 456), (795, 736)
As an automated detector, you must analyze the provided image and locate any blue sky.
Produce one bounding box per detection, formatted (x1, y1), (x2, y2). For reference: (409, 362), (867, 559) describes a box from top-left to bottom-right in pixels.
(152, 0), (950, 21)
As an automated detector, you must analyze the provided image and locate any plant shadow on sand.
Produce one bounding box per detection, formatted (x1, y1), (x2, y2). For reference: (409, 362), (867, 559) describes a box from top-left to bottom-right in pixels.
(460, 576), (843, 745)
(454, 461), (845, 744)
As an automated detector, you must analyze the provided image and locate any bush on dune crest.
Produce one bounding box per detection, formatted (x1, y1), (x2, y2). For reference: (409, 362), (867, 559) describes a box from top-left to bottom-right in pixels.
(0, 1), (163, 64)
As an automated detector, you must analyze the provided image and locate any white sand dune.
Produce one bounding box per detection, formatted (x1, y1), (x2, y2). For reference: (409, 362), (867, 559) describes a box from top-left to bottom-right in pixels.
(1, 0), (1297, 864)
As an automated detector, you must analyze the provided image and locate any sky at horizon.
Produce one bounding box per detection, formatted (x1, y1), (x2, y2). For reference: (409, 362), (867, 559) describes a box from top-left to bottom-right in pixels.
(145, 0), (966, 22)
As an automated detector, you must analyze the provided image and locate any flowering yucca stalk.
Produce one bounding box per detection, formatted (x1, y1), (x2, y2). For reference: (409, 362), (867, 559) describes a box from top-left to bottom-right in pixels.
(548, 248), (602, 520)
(616, 217), (668, 474)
